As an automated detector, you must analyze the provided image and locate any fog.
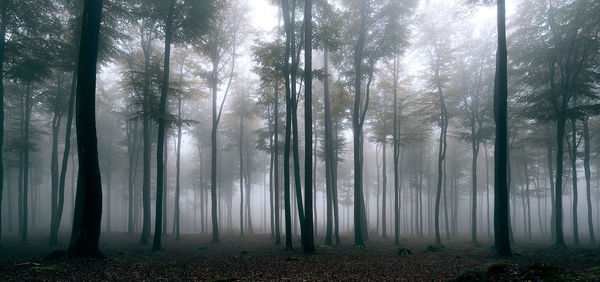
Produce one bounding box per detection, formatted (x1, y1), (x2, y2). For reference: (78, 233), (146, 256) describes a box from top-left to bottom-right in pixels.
(0, 0), (599, 274)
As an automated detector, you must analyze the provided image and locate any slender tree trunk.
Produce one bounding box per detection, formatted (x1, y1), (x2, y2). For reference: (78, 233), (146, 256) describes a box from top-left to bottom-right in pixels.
(582, 117), (595, 244)
(382, 140), (387, 238)
(323, 47), (334, 245)
(471, 122), (479, 244)
(274, 86), (281, 245)
(569, 118), (579, 245)
(434, 77), (447, 245)
(153, 0), (175, 251)
(493, 0), (511, 256)
(68, 0), (104, 257)
(174, 90), (182, 241)
(484, 143), (491, 239)
(50, 83), (64, 245)
(239, 114), (244, 237)
(393, 55), (401, 245)
(20, 84), (32, 243)
(0, 0), (7, 246)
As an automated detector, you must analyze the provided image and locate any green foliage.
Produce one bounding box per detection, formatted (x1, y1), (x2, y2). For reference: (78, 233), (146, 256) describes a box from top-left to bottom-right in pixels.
(234, 250), (250, 259)
(397, 248), (413, 256)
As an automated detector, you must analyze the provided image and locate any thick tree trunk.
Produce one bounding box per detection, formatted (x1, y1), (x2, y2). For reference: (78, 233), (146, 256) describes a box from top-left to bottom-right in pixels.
(352, 0), (368, 247)
(68, 0), (104, 257)
(153, 0), (175, 251)
(493, 0), (511, 256)
(303, 0), (315, 253)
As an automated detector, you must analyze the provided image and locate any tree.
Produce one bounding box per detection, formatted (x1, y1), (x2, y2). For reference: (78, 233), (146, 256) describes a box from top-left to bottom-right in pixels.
(196, 0), (242, 243)
(303, 0), (315, 253)
(493, 0), (511, 257)
(68, 0), (104, 258)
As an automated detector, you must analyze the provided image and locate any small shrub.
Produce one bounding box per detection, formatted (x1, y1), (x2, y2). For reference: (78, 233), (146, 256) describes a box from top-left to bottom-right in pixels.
(426, 244), (445, 252)
(397, 248), (413, 256)
(234, 250), (250, 259)
(453, 269), (485, 281)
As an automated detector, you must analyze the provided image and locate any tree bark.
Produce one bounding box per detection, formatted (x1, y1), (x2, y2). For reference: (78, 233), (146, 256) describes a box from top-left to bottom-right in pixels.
(493, 0), (511, 257)
(68, 0), (104, 257)
(583, 117), (595, 244)
(153, 0), (175, 251)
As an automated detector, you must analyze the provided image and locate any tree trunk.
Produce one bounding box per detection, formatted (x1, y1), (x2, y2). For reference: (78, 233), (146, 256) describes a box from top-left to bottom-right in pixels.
(303, 0), (315, 253)
(274, 86), (281, 245)
(471, 121), (479, 244)
(50, 81), (64, 245)
(583, 117), (595, 244)
(324, 47), (334, 245)
(20, 83), (32, 243)
(0, 0), (7, 246)
(239, 114), (244, 237)
(493, 0), (511, 256)
(382, 140), (387, 238)
(393, 55), (401, 245)
(434, 77), (447, 245)
(68, 0), (104, 257)
(152, 0), (175, 251)
(352, 0), (368, 247)
(569, 118), (579, 245)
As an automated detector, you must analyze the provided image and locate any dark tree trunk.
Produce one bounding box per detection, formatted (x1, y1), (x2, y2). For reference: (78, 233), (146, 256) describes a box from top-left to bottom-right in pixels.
(153, 0), (175, 251)
(471, 120), (479, 244)
(493, 0), (511, 257)
(281, 0), (293, 250)
(50, 77), (64, 245)
(68, 0), (104, 257)
(324, 47), (334, 246)
(382, 140), (387, 238)
(569, 118), (579, 245)
(0, 0), (7, 246)
(434, 76), (447, 245)
(583, 117), (595, 244)
(174, 91), (182, 241)
(140, 31), (152, 245)
(393, 56), (401, 245)
(274, 85), (281, 245)
(555, 115), (566, 246)
(352, 0), (368, 247)
(303, 0), (315, 253)
(239, 114), (244, 237)
(21, 84), (32, 243)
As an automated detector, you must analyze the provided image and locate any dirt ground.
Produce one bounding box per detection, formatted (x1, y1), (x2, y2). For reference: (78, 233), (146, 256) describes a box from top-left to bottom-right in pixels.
(0, 231), (599, 281)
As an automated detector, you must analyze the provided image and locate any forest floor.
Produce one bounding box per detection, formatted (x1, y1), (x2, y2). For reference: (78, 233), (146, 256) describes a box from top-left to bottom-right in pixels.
(0, 231), (599, 281)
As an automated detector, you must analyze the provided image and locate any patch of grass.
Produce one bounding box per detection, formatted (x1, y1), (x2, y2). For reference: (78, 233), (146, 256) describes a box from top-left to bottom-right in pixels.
(425, 244), (445, 252)
(116, 250), (130, 255)
(209, 277), (237, 282)
(198, 246), (207, 250)
(31, 265), (59, 271)
(286, 255), (300, 261)
(526, 262), (574, 280)
(485, 262), (512, 278)
(453, 269), (485, 281)
(166, 268), (181, 273)
(586, 266), (600, 272)
(353, 245), (368, 251)
(234, 250), (250, 259)
(318, 245), (331, 249)
(397, 248), (413, 256)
